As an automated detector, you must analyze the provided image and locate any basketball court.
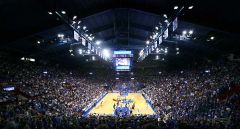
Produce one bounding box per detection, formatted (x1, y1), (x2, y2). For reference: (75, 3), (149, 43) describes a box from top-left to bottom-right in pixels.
(88, 93), (155, 116)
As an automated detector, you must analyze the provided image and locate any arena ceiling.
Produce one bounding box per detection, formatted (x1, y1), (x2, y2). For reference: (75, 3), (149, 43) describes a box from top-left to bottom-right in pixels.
(0, 0), (240, 65)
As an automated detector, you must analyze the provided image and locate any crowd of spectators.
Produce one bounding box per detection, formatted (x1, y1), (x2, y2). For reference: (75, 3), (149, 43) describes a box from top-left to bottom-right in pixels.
(0, 53), (240, 129)
(140, 60), (240, 128)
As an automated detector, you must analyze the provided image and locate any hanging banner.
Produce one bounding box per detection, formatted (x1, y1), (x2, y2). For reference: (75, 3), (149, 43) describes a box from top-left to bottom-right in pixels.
(159, 35), (163, 45)
(74, 31), (80, 41)
(82, 38), (86, 46)
(163, 28), (168, 39)
(172, 17), (178, 32)
(154, 41), (158, 48)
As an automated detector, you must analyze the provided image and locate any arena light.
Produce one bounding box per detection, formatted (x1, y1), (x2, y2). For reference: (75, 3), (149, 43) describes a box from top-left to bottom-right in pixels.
(61, 10), (66, 14)
(205, 70), (210, 73)
(77, 20), (81, 24)
(116, 77), (119, 80)
(21, 57), (25, 61)
(73, 16), (77, 20)
(37, 40), (41, 44)
(156, 55), (159, 60)
(155, 26), (159, 30)
(77, 25), (80, 29)
(188, 6), (194, 10)
(131, 78), (134, 80)
(83, 26), (87, 30)
(174, 6), (178, 10)
(89, 72), (93, 75)
(72, 21), (76, 25)
(176, 47), (179, 51)
(210, 36), (215, 40)
(92, 56), (95, 61)
(78, 49), (83, 54)
(163, 14), (167, 18)
(176, 51), (180, 55)
(164, 48), (168, 54)
(146, 40), (150, 45)
(29, 58), (35, 62)
(43, 71), (48, 74)
(182, 30), (187, 35)
(71, 53), (74, 56)
(58, 34), (64, 38)
(156, 48), (159, 53)
(189, 30), (193, 35)
(95, 40), (102, 45)
(103, 49), (111, 58)
(48, 11), (53, 15)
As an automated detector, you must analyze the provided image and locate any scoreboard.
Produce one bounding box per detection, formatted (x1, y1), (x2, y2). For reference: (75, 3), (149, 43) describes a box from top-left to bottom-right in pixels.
(113, 50), (133, 71)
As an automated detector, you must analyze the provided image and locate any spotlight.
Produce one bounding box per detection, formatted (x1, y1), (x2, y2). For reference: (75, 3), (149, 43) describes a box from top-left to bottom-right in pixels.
(48, 11), (53, 15)
(210, 36), (215, 40)
(73, 16), (77, 20)
(176, 47), (179, 51)
(58, 34), (64, 38)
(77, 20), (81, 24)
(72, 21), (76, 25)
(92, 56), (95, 61)
(61, 10), (66, 14)
(164, 19), (168, 23)
(37, 41), (41, 44)
(182, 30), (187, 35)
(156, 55), (159, 60)
(174, 6), (178, 10)
(69, 49), (73, 52)
(77, 26), (80, 29)
(188, 6), (194, 9)
(155, 26), (159, 30)
(102, 49), (111, 58)
(163, 14), (167, 18)
(189, 30), (193, 35)
(146, 40), (150, 45)
(83, 26), (87, 30)
(95, 40), (101, 45)
(156, 48), (159, 53)
(78, 49), (83, 54)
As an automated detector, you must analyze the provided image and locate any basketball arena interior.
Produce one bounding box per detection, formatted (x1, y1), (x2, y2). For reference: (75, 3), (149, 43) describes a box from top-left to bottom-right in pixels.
(0, 0), (240, 129)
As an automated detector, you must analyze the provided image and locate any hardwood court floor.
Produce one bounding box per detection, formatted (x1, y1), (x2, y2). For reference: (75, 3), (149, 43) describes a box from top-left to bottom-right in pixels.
(89, 93), (155, 115)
